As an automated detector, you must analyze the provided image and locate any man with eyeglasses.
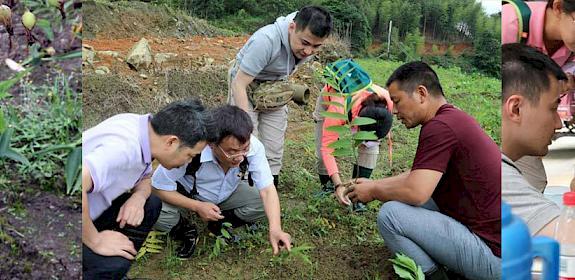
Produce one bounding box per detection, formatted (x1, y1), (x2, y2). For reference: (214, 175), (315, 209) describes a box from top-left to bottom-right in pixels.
(150, 105), (291, 259)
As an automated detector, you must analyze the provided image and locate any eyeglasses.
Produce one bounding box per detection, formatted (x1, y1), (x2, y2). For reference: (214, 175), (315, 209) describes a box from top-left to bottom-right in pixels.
(217, 145), (248, 160)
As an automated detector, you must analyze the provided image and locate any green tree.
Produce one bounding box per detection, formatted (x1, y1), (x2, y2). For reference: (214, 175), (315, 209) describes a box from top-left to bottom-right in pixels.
(322, 0), (371, 53)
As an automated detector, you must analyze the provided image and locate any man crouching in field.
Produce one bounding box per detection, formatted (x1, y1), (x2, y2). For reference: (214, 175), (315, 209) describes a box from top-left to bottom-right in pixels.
(82, 99), (208, 279)
(151, 105), (291, 259)
(345, 62), (501, 279)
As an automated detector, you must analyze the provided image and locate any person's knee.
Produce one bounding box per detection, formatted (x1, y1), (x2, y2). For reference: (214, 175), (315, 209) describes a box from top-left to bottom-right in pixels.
(142, 194), (162, 228)
(154, 207), (180, 232)
(234, 204), (265, 223)
(377, 201), (407, 233)
(83, 246), (132, 280)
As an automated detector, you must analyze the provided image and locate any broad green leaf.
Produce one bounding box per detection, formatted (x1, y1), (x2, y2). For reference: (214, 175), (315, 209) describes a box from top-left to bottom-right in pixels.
(353, 131), (378, 141)
(0, 128), (13, 156)
(65, 147), (82, 195)
(327, 139), (349, 149)
(222, 222), (232, 228)
(325, 125), (348, 135)
(0, 70), (30, 94)
(391, 265), (416, 280)
(36, 19), (54, 42)
(70, 174), (82, 195)
(4, 148), (29, 165)
(389, 253), (424, 280)
(321, 101), (344, 108)
(351, 117), (376, 126)
(416, 266), (425, 280)
(396, 253), (419, 271)
(35, 143), (76, 157)
(220, 228), (231, 239)
(144, 243), (163, 250)
(347, 96), (359, 113)
(0, 111), (5, 133)
(332, 148), (353, 157)
(320, 111), (347, 120)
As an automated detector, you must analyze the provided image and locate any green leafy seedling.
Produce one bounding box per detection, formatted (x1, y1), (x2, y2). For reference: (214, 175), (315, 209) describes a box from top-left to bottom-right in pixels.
(388, 253), (424, 280)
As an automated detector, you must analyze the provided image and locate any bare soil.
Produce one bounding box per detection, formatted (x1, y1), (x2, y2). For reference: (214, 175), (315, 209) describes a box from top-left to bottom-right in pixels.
(0, 190), (81, 279)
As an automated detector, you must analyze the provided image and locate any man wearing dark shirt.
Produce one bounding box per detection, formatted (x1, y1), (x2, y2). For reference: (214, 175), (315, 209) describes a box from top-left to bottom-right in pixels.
(345, 62), (501, 280)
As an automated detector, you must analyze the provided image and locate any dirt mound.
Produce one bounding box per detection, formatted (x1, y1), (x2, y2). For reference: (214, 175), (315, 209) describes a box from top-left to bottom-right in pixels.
(82, 31), (327, 130)
(315, 35), (352, 64)
(83, 74), (153, 128)
(0, 191), (81, 279)
(83, 0), (232, 40)
(83, 65), (231, 129)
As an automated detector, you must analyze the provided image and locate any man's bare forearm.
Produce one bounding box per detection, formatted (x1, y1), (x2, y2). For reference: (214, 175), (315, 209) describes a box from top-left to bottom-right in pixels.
(260, 186), (282, 232)
(232, 81), (250, 111)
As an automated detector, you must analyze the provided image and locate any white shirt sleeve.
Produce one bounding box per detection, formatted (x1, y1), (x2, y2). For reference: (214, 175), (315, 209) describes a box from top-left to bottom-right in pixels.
(152, 164), (188, 191)
(83, 143), (132, 194)
(247, 137), (274, 190)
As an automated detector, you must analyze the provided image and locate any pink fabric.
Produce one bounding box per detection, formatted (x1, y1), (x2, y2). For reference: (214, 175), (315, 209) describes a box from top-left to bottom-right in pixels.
(502, 1), (574, 66)
(320, 85), (393, 176)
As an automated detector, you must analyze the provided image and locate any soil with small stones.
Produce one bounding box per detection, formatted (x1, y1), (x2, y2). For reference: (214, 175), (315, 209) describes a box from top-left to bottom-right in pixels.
(0, 190), (81, 279)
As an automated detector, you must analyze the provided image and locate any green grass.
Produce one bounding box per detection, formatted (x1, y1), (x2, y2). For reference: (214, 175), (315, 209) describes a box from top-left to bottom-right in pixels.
(128, 59), (500, 279)
(0, 73), (81, 195)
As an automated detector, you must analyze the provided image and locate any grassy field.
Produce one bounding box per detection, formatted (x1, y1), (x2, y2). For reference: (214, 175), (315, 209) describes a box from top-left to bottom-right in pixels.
(128, 59), (500, 280)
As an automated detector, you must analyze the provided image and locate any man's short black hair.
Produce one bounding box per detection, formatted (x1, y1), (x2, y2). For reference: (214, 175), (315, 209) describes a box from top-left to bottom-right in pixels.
(547, 0), (575, 12)
(502, 43), (567, 104)
(151, 99), (208, 148)
(385, 61), (444, 97)
(359, 95), (393, 139)
(294, 6), (333, 38)
(206, 105), (253, 145)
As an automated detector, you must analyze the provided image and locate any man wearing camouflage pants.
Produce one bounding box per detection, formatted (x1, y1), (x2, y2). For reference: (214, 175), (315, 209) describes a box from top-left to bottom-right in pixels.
(228, 6), (332, 187)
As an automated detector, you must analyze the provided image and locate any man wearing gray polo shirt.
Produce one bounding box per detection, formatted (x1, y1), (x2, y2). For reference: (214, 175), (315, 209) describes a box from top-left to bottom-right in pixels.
(152, 105), (291, 259)
(501, 44), (566, 236)
(82, 99), (208, 279)
(229, 6), (332, 188)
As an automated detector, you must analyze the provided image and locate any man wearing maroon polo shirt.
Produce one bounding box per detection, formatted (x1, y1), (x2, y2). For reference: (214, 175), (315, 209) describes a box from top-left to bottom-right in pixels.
(346, 62), (501, 280)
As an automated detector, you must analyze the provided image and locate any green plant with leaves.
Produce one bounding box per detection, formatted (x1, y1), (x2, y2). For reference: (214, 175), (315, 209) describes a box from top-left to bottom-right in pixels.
(36, 141), (81, 195)
(0, 128), (29, 165)
(0, 70), (31, 165)
(320, 59), (379, 182)
(4, 72), (81, 195)
(209, 222), (233, 260)
(389, 253), (424, 280)
(268, 244), (314, 267)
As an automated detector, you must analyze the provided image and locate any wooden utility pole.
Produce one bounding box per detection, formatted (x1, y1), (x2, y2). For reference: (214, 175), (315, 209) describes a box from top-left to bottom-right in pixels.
(387, 20), (392, 58)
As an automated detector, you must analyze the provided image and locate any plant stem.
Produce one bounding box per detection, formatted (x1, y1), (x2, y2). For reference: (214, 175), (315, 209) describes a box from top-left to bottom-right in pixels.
(59, 2), (66, 20)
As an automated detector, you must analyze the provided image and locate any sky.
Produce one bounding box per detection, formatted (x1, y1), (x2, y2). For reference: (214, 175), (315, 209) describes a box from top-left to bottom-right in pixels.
(477, 0), (502, 15)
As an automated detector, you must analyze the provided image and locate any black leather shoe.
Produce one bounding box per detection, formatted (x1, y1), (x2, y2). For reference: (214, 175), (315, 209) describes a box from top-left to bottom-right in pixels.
(175, 224), (199, 259)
